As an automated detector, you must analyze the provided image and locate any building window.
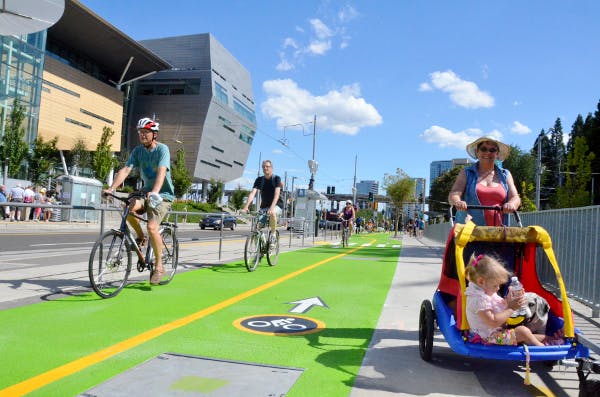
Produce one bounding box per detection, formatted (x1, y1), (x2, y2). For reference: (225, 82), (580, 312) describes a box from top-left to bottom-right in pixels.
(233, 97), (256, 124)
(136, 79), (201, 96)
(211, 145), (224, 153)
(80, 108), (114, 125)
(214, 82), (228, 105)
(233, 161), (244, 167)
(200, 160), (220, 168)
(215, 159), (232, 167)
(65, 118), (91, 129)
(42, 79), (80, 97)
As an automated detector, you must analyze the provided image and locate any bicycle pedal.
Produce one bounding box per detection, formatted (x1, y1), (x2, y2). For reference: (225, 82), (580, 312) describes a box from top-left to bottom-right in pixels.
(137, 262), (145, 272)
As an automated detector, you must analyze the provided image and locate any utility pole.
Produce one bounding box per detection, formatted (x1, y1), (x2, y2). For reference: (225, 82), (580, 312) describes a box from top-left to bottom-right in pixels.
(308, 114), (317, 191)
(352, 155), (357, 205)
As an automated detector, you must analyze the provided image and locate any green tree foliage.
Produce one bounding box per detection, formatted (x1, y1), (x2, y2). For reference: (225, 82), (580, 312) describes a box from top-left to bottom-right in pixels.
(501, 145), (536, 203)
(0, 99), (29, 178)
(429, 166), (462, 214)
(207, 179), (224, 205)
(68, 138), (92, 174)
(383, 169), (416, 237)
(519, 181), (537, 212)
(28, 136), (59, 186)
(92, 126), (118, 183)
(229, 186), (249, 210)
(171, 148), (192, 199)
(556, 137), (595, 208)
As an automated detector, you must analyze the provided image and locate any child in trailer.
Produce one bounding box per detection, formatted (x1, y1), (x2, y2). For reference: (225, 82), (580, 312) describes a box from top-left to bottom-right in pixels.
(464, 254), (546, 346)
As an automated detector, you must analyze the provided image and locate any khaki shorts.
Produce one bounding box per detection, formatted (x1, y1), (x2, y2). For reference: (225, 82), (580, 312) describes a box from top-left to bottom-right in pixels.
(132, 198), (172, 223)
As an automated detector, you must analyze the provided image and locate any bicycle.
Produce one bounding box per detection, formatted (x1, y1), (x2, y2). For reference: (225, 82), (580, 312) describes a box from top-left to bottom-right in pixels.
(244, 211), (280, 272)
(339, 218), (352, 247)
(88, 192), (179, 298)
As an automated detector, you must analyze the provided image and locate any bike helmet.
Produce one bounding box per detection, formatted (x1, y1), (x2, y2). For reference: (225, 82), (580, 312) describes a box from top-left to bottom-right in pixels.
(136, 117), (160, 132)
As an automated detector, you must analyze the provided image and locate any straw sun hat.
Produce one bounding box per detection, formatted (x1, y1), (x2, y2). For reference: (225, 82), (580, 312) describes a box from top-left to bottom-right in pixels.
(466, 136), (511, 161)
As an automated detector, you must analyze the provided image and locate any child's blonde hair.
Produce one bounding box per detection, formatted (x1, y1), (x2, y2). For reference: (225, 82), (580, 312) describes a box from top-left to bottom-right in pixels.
(464, 253), (510, 284)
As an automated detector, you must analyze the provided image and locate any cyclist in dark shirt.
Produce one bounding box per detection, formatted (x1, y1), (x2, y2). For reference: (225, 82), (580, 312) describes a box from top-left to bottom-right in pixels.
(242, 160), (283, 238)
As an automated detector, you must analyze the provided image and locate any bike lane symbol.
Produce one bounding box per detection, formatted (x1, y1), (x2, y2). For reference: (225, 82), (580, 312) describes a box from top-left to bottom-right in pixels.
(233, 315), (325, 336)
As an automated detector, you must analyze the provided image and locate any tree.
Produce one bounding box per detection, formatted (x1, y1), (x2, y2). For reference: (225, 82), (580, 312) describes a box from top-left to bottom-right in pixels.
(0, 99), (29, 178)
(68, 138), (92, 175)
(92, 126), (118, 183)
(28, 136), (59, 186)
(429, 167), (462, 214)
(229, 186), (249, 210)
(207, 178), (224, 205)
(556, 137), (595, 208)
(171, 148), (192, 199)
(501, 145), (536, 204)
(519, 181), (537, 212)
(383, 169), (416, 237)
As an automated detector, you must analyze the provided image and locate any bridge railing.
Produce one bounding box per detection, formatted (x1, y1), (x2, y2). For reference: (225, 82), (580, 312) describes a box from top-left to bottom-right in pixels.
(424, 206), (600, 316)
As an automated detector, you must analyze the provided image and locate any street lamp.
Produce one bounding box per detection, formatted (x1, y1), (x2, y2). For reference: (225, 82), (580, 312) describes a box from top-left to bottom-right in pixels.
(282, 115), (318, 190)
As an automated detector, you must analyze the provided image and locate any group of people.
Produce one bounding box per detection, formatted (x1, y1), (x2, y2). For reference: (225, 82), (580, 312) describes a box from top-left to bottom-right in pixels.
(96, 121), (559, 347)
(0, 184), (57, 222)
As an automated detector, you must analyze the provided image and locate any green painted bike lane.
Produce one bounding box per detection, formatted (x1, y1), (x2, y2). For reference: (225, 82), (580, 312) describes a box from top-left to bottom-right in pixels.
(0, 233), (402, 396)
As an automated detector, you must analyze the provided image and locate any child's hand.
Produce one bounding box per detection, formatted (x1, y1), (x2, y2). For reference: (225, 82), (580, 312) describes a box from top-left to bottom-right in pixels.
(507, 294), (525, 310)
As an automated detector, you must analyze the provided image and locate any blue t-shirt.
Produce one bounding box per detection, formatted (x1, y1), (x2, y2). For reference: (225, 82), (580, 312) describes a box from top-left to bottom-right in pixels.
(126, 142), (175, 201)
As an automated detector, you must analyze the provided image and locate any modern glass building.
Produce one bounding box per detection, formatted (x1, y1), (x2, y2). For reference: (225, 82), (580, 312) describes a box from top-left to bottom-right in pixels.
(130, 33), (256, 187)
(0, 32), (46, 165)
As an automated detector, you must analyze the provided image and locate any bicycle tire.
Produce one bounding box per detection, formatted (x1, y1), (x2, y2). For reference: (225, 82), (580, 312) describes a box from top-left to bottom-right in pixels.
(266, 230), (280, 266)
(158, 227), (178, 285)
(342, 227), (348, 247)
(244, 232), (261, 272)
(89, 231), (132, 298)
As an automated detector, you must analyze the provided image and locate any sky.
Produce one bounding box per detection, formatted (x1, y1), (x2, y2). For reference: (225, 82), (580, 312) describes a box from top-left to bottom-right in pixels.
(80, 0), (600, 195)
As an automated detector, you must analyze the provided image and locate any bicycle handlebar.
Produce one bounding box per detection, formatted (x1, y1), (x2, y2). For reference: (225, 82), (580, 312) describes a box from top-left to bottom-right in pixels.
(103, 191), (177, 228)
(449, 204), (522, 227)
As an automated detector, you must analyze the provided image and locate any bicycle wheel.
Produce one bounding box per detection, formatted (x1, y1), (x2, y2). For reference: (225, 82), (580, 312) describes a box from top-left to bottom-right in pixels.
(266, 230), (280, 266)
(341, 227), (348, 247)
(244, 232), (262, 272)
(89, 231), (132, 298)
(158, 227), (179, 285)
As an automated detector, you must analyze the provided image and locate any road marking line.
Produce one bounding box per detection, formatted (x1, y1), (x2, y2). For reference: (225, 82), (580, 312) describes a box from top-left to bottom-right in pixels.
(0, 239), (375, 397)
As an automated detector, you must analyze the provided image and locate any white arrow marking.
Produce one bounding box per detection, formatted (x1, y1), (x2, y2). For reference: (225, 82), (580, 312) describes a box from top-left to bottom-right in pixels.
(287, 297), (329, 313)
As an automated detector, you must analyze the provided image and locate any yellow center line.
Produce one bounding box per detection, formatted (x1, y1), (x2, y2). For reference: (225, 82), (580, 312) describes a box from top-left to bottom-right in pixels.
(0, 239), (375, 397)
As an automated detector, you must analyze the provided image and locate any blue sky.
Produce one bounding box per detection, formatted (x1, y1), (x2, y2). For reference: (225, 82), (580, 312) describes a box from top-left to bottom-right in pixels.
(81, 0), (600, 195)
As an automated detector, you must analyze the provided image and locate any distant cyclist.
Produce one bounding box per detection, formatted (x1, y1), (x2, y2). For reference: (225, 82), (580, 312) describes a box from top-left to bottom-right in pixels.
(242, 160), (283, 241)
(338, 200), (356, 236)
(104, 117), (175, 285)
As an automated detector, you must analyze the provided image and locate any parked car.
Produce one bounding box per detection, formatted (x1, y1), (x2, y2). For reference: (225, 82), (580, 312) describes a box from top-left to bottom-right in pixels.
(199, 214), (237, 230)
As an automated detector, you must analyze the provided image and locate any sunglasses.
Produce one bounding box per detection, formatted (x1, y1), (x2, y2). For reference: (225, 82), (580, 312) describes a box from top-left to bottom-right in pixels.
(478, 146), (498, 153)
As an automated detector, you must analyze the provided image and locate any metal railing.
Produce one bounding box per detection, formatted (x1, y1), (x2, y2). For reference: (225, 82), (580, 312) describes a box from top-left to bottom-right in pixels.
(424, 206), (600, 316)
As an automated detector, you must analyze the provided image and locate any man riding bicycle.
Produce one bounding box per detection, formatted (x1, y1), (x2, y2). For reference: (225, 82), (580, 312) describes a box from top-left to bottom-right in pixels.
(242, 160), (283, 241)
(104, 117), (175, 285)
(339, 200), (356, 236)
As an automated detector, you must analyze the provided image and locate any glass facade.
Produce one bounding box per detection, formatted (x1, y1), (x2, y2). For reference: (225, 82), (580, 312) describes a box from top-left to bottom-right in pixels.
(0, 32), (46, 145)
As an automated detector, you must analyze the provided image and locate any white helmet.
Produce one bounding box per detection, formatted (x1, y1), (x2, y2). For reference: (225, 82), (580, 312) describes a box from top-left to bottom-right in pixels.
(136, 117), (159, 132)
(346, 200), (353, 205)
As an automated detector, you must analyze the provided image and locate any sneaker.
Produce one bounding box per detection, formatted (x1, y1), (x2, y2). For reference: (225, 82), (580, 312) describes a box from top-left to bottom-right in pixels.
(150, 267), (165, 285)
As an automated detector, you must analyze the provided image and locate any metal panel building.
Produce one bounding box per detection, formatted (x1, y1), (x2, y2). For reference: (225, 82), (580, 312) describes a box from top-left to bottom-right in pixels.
(128, 33), (256, 186)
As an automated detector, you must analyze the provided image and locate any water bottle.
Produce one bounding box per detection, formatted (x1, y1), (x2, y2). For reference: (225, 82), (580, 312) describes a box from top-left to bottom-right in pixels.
(508, 276), (526, 314)
(148, 192), (163, 209)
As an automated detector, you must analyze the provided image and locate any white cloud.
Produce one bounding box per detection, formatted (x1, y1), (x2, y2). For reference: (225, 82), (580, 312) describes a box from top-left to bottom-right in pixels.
(283, 37), (298, 49)
(308, 40), (332, 55)
(418, 82), (432, 92)
(511, 121), (531, 135)
(276, 6), (359, 70)
(310, 18), (333, 40)
(261, 79), (382, 135)
(272, 149), (284, 154)
(420, 125), (503, 150)
(421, 70), (494, 109)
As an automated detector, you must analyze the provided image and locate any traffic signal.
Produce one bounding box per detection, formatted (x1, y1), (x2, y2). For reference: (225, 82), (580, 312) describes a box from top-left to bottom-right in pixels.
(331, 186), (335, 194)
(327, 186), (331, 194)
(368, 192), (374, 201)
